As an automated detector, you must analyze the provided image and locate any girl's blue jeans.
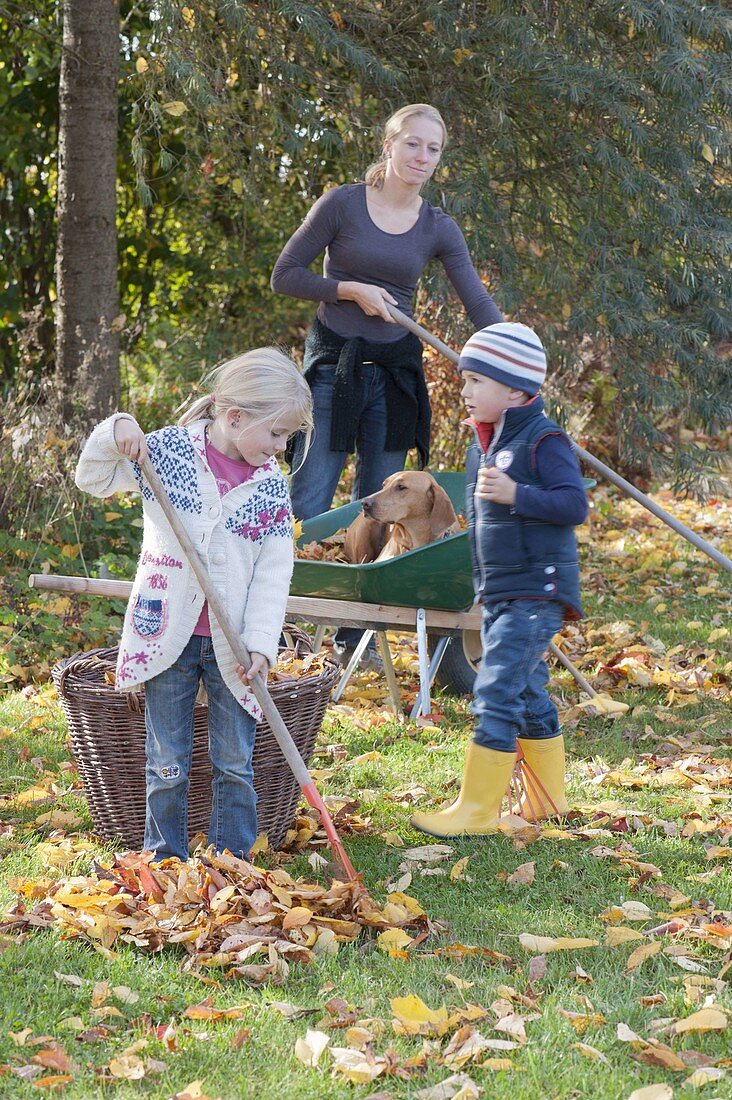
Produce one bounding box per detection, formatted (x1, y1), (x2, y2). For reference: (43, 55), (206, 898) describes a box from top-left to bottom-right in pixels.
(472, 599), (564, 753)
(143, 634), (258, 861)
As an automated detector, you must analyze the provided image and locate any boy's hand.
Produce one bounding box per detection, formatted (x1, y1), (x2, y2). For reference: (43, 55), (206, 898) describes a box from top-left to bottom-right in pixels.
(236, 652), (268, 684)
(114, 417), (148, 462)
(476, 466), (517, 506)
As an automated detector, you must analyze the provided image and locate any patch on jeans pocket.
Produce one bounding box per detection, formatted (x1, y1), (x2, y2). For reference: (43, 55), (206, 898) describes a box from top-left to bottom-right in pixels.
(160, 764), (180, 781)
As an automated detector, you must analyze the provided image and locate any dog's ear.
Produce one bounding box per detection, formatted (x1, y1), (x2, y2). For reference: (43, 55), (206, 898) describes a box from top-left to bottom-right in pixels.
(344, 513), (389, 564)
(427, 482), (458, 539)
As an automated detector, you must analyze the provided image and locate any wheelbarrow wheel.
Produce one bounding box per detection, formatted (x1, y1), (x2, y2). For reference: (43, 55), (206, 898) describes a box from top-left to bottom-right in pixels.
(428, 630), (482, 696)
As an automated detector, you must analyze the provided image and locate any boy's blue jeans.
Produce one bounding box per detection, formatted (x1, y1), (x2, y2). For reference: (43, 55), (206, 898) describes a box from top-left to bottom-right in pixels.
(143, 635), (258, 861)
(472, 599), (564, 753)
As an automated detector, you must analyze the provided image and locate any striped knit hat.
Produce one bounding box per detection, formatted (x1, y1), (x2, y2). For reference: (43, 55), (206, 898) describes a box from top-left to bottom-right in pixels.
(458, 323), (547, 395)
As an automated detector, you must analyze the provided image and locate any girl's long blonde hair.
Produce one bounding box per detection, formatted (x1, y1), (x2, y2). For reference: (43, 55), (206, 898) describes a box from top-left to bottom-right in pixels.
(178, 347), (313, 459)
(364, 103), (448, 190)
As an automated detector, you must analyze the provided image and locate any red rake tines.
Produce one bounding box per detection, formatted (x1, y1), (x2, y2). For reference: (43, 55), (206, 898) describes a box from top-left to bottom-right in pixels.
(505, 744), (561, 821)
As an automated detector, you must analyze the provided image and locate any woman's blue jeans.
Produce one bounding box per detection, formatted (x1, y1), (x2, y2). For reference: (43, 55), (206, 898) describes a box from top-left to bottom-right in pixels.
(290, 362), (407, 649)
(472, 599), (564, 753)
(143, 635), (258, 861)
(290, 363), (407, 520)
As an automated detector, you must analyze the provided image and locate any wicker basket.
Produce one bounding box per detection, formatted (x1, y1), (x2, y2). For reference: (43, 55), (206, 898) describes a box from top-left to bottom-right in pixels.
(52, 627), (339, 851)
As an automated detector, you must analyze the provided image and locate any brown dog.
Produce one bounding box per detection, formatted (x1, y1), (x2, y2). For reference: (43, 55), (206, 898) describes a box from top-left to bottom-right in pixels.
(344, 471), (460, 563)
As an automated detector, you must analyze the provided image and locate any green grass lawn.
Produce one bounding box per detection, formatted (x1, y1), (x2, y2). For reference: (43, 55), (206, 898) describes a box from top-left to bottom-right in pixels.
(0, 486), (730, 1100)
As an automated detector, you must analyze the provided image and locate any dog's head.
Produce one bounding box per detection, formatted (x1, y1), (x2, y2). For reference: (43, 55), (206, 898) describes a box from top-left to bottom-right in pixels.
(362, 471), (457, 539)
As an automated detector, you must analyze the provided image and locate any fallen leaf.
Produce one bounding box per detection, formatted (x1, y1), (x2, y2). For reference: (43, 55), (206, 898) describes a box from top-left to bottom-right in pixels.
(606, 926), (645, 947)
(685, 1066), (726, 1086)
(626, 1086), (673, 1100)
(376, 928), (413, 957)
(519, 934), (599, 952)
(108, 1053), (146, 1079)
(507, 862), (535, 886)
(572, 1042), (610, 1064)
(416, 1074), (481, 1100)
(626, 941), (662, 972)
(330, 1046), (387, 1084)
(672, 1007), (727, 1034)
(294, 1028), (330, 1067)
(391, 994), (450, 1037)
(450, 856), (470, 881)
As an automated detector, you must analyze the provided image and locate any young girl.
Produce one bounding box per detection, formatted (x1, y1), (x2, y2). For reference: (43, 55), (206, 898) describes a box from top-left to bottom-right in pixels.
(75, 348), (313, 862)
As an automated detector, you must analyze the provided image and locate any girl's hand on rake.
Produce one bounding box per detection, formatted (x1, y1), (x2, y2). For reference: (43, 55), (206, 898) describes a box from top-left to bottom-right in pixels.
(236, 652), (268, 685)
(114, 416), (148, 463)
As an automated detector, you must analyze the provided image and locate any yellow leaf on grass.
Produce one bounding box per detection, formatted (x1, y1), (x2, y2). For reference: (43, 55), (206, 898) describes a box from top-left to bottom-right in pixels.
(391, 994), (450, 1036)
(519, 933), (599, 953)
(10, 785), (54, 807)
(705, 846), (732, 861)
(377, 928), (413, 956)
(577, 694), (630, 715)
(605, 926), (645, 946)
(387, 892), (426, 917)
(108, 1054), (146, 1079)
(330, 1046), (387, 1083)
(572, 1042), (610, 1064)
(294, 1028), (330, 1067)
(685, 1067), (726, 1087)
(507, 861), (535, 886)
(673, 1006), (728, 1034)
(626, 940), (662, 972)
(450, 856), (470, 881)
(627, 1087), (672, 1100)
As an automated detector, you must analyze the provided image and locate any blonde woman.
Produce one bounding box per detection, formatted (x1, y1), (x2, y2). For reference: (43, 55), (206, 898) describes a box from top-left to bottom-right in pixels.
(271, 103), (502, 664)
(75, 348), (313, 860)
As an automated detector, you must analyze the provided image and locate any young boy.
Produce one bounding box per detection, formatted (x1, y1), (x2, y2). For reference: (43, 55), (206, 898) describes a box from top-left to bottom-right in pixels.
(412, 322), (588, 837)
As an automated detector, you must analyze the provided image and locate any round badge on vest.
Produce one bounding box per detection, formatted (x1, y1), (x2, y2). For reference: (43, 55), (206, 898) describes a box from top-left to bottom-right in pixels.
(494, 449), (515, 471)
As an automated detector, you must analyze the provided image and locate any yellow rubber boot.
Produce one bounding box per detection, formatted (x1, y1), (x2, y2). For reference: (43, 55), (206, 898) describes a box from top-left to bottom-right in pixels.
(517, 735), (570, 820)
(411, 742), (516, 838)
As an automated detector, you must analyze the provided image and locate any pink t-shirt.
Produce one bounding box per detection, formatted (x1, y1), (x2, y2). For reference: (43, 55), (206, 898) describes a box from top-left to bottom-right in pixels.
(192, 436), (257, 636)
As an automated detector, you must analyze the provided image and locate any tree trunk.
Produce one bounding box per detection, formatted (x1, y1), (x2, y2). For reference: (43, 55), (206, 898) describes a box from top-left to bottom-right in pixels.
(55, 0), (120, 425)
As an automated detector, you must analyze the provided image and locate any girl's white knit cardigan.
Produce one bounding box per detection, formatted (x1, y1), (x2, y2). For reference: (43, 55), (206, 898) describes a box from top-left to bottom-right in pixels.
(75, 415), (295, 719)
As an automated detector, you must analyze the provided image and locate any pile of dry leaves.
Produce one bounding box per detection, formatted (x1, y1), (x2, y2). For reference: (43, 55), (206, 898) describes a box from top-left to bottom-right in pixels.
(0, 848), (434, 983)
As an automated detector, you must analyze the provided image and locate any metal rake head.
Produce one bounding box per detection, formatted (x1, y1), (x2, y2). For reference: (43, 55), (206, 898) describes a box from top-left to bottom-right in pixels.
(504, 746), (561, 820)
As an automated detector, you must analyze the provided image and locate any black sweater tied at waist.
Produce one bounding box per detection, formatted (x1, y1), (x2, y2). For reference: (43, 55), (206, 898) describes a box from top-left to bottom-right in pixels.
(297, 317), (431, 468)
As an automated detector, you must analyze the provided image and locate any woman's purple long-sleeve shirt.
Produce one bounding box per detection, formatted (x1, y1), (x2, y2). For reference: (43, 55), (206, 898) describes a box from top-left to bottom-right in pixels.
(271, 183), (503, 344)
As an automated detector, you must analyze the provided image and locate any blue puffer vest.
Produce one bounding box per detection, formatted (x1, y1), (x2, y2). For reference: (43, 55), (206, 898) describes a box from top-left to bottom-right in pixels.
(466, 398), (582, 616)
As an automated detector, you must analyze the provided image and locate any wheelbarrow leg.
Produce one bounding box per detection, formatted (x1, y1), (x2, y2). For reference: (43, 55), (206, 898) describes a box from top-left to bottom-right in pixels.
(409, 609), (432, 719)
(409, 631), (451, 720)
(312, 624), (327, 653)
(376, 630), (401, 714)
(332, 629), (375, 701)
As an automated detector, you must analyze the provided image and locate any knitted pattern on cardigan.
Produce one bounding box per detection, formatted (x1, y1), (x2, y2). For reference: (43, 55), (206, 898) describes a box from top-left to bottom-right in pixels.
(75, 415), (295, 719)
(295, 316), (431, 468)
